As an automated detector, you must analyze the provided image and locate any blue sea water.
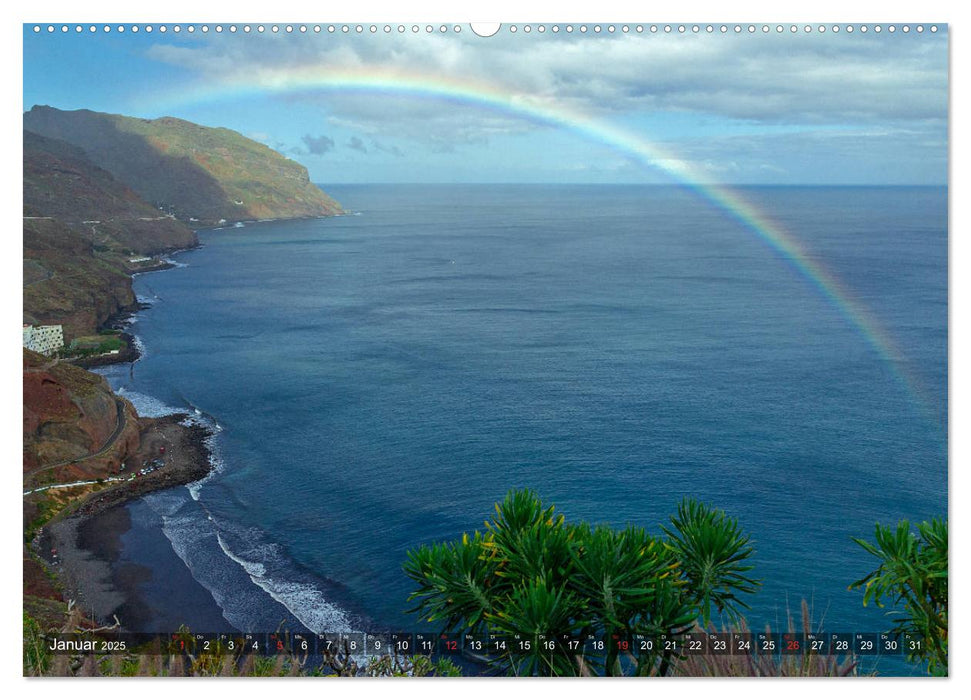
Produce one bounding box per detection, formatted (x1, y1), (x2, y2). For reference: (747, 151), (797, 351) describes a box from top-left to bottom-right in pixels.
(97, 184), (946, 674)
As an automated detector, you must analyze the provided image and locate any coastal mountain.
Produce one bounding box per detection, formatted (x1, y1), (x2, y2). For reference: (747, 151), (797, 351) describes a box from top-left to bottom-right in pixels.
(23, 217), (136, 339)
(22, 107), (344, 635)
(24, 105), (343, 224)
(24, 130), (196, 338)
(24, 130), (197, 255)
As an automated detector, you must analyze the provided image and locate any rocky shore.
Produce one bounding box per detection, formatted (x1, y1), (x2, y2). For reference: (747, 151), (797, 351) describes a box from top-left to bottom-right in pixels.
(35, 414), (215, 629)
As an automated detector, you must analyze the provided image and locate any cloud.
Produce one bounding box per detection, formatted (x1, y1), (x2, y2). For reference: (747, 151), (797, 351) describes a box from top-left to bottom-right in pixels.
(300, 133), (335, 155)
(145, 31), (947, 126)
(371, 140), (404, 157)
(649, 125), (947, 184)
(142, 30), (947, 175)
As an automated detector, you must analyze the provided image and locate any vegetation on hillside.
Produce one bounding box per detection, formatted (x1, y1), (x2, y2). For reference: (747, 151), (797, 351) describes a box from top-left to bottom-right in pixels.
(849, 517), (948, 675)
(23, 130), (195, 337)
(25, 106), (343, 224)
(57, 332), (126, 359)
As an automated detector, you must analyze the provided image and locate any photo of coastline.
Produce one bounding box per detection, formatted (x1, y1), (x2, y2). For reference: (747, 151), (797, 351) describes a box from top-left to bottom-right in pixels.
(22, 22), (947, 678)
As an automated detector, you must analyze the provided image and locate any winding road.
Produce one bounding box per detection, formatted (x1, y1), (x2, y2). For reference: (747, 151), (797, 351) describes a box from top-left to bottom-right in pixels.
(23, 398), (128, 485)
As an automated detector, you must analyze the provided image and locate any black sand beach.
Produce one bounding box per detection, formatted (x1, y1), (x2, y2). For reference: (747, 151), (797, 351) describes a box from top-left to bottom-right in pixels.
(80, 498), (235, 632)
(38, 414), (234, 633)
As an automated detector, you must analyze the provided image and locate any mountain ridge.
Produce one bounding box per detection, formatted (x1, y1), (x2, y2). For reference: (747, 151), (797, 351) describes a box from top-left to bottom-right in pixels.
(24, 105), (343, 224)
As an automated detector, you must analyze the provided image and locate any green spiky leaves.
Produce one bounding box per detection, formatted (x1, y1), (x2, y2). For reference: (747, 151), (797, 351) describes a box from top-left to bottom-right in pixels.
(403, 489), (760, 676)
(662, 498), (761, 627)
(850, 517), (948, 675)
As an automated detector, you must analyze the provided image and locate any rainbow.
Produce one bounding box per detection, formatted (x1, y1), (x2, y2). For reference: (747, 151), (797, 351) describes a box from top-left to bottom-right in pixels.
(148, 66), (943, 430)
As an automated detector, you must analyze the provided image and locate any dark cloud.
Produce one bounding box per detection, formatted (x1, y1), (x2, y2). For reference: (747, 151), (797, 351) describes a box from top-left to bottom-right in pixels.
(347, 136), (368, 154)
(371, 140), (404, 157)
(301, 134), (335, 155)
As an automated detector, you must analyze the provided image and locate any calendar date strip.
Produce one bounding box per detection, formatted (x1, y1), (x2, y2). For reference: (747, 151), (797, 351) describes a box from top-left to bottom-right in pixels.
(42, 631), (924, 656)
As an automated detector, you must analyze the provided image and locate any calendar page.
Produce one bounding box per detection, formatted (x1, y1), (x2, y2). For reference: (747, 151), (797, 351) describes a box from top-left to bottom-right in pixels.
(21, 17), (948, 680)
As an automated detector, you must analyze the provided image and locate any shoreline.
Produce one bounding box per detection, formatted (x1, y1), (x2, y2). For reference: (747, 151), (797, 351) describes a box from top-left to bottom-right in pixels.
(69, 243), (202, 370)
(26, 221), (360, 638)
(36, 413), (218, 630)
(26, 237), (230, 633)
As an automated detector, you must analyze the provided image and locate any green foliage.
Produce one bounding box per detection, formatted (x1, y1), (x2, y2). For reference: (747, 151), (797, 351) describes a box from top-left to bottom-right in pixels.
(404, 489), (760, 676)
(249, 656), (281, 677)
(60, 334), (126, 359)
(118, 657), (141, 676)
(415, 655), (464, 677)
(25, 497), (59, 543)
(23, 612), (52, 676)
(662, 498), (760, 626)
(849, 517), (947, 675)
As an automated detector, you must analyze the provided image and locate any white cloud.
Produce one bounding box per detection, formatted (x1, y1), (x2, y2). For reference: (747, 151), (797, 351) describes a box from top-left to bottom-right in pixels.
(145, 31), (947, 125)
(142, 30), (947, 177)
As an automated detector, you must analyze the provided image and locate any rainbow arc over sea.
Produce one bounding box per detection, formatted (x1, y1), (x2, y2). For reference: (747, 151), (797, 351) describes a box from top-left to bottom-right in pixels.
(153, 65), (943, 431)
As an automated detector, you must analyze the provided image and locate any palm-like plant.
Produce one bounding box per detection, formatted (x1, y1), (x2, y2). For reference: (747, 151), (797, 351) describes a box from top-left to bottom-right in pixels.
(849, 517), (947, 675)
(404, 531), (498, 632)
(403, 489), (760, 676)
(488, 577), (585, 676)
(662, 497), (760, 627)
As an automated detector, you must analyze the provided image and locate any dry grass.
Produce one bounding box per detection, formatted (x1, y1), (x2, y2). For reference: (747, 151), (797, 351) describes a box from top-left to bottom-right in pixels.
(670, 601), (860, 677)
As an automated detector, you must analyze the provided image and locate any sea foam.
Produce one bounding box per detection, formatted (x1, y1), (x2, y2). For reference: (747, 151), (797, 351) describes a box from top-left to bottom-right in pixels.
(144, 487), (356, 635)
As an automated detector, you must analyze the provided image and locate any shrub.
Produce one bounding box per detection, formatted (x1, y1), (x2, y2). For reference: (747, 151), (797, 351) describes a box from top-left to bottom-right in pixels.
(849, 517), (947, 675)
(403, 488), (759, 676)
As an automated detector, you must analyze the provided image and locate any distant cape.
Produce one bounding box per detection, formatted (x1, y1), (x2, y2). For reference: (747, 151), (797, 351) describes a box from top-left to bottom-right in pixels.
(24, 105), (343, 225)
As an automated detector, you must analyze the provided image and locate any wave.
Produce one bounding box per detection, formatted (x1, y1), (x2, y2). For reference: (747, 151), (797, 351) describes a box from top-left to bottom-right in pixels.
(118, 385), (355, 634)
(114, 387), (181, 417)
(102, 234), (361, 639)
(142, 486), (356, 635)
(129, 333), (146, 362)
(214, 526), (355, 634)
(186, 422), (225, 501)
(144, 489), (291, 632)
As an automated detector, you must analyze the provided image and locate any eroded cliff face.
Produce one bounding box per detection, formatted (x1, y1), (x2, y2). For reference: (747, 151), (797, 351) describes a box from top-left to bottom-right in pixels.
(23, 218), (138, 340)
(24, 130), (198, 254)
(23, 349), (139, 479)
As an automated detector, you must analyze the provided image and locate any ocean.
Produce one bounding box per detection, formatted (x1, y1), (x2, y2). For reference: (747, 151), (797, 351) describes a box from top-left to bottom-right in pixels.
(95, 184), (947, 674)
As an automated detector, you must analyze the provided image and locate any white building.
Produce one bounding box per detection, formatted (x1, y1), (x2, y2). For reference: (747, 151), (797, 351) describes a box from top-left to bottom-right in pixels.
(23, 324), (64, 356)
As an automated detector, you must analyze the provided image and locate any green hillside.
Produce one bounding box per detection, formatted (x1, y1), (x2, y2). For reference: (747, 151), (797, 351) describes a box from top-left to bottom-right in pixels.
(24, 106), (343, 224)
(24, 130), (197, 255)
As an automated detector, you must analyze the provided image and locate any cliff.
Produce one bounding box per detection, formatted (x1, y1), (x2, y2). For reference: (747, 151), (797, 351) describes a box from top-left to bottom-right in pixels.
(23, 217), (136, 339)
(23, 349), (140, 479)
(24, 105), (344, 225)
(23, 130), (200, 338)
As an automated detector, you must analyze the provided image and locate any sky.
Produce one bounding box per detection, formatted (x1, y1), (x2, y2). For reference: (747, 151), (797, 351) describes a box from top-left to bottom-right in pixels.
(22, 23), (949, 186)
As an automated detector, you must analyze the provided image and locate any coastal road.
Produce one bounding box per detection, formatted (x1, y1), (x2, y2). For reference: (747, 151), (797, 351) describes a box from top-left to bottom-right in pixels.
(23, 398), (128, 485)
(23, 356), (61, 373)
(23, 476), (126, 497)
